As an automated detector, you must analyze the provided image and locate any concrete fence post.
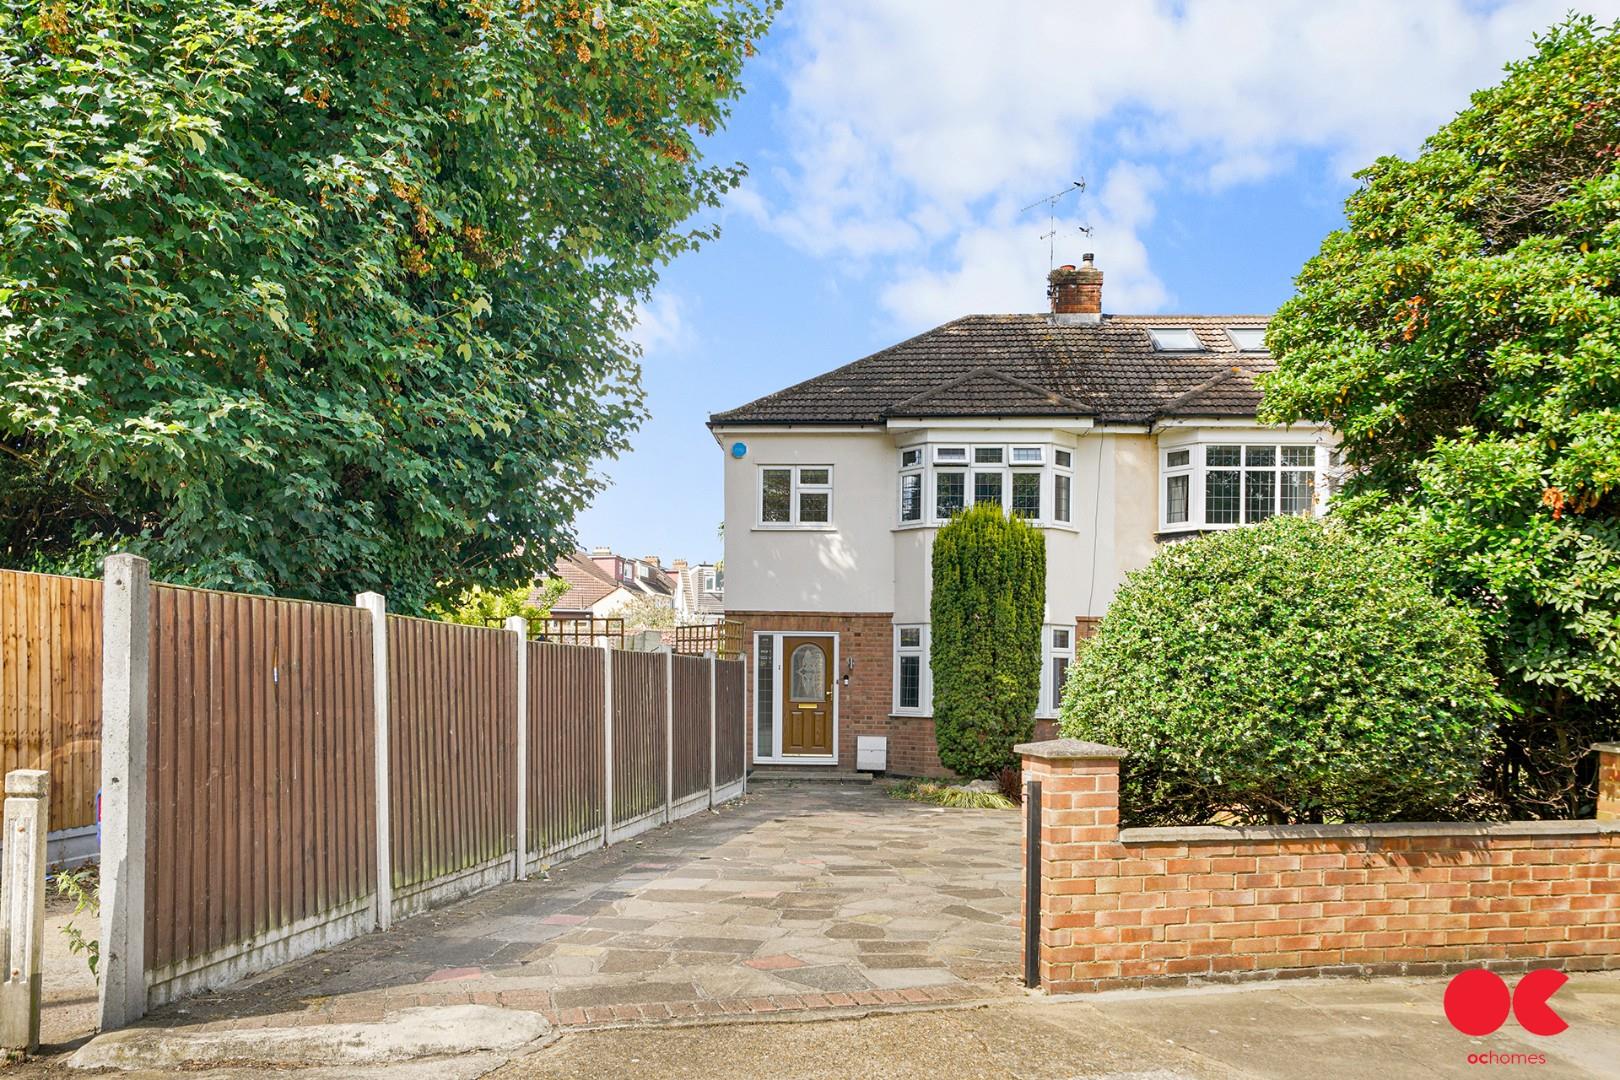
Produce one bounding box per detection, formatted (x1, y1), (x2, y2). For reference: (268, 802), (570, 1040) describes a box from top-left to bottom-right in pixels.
(1597, 742), (1620, 821)
(507, 617), (529, 879)
(662, 648), (674, 823)
(0, 770), (48, 1051)
(706, 651), (717, 809)
(356, 592), (392, 931)
(99, 552), (149, 1031)
(602, 646), (615, 846)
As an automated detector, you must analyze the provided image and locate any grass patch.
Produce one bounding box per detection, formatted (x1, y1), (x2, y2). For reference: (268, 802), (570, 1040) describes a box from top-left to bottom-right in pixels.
(886, 779), (1016, 811)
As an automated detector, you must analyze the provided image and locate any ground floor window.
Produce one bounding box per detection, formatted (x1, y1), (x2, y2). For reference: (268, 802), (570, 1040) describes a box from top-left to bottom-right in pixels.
(893, 624), (930, 714)
(1041, 625), (1075, 717)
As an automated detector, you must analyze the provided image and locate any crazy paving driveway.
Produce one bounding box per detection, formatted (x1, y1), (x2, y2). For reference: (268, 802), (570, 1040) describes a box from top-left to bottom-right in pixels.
(147, 783), (1024, 1032)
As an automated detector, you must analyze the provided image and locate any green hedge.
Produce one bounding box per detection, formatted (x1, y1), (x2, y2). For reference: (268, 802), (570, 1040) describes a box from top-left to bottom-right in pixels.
(930, 503), (1045, 778)
(1060, 516), (1505, 824)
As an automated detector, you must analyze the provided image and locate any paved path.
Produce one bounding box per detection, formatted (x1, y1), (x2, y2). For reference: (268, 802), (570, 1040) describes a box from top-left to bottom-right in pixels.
(135, 783), (1023, 1035)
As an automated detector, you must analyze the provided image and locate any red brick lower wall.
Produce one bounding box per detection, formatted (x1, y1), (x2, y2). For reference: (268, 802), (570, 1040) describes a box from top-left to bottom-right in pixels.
(726, 611), (894, 771)
(1022, 744), (1620, 993)
(887, 715), (954, 778)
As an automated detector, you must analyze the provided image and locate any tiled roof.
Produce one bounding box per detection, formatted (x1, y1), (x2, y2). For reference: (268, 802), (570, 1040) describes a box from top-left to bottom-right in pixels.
(538, 552), (621, 613)
(709, 314), (1272, 427)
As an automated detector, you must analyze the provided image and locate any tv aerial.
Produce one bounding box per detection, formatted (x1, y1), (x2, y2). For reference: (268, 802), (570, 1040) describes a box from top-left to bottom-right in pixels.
(1020, 180), (1093, 270)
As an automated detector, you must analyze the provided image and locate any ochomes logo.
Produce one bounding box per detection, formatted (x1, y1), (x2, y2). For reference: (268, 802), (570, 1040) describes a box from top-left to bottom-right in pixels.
(1444, 969), (1569, 1037)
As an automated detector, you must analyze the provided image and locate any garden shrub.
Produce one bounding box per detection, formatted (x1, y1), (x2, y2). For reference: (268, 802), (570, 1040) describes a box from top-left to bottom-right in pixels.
(931, 503), (1045, 778)
(1060, 515), (1505, 825)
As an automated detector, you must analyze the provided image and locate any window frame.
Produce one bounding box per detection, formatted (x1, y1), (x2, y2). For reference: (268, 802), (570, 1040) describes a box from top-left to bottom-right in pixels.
(1159, 438), (1325, 533)
(1040, 624), (1076, 718)
(896, 441), (1079, 530)
(756, 464), (836, 529)
(892, 623), (931, 715)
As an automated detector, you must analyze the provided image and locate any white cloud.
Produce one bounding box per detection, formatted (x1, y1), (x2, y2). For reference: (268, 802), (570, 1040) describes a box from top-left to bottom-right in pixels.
(629, 291), (688, 355)
(881, 162), (1169, 326)
(755, 0), (1620, 326)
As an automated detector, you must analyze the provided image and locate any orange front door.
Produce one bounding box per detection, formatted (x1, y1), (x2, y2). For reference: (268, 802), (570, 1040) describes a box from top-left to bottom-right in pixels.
(780, 636), (834, 756)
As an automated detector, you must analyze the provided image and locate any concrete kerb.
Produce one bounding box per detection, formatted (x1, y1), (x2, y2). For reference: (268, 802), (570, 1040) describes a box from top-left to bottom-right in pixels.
(67, 1004), (555, 1071)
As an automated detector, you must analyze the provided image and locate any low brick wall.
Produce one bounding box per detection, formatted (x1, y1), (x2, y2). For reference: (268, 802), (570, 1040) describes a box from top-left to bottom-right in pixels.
(1018, 740), (1620, 993)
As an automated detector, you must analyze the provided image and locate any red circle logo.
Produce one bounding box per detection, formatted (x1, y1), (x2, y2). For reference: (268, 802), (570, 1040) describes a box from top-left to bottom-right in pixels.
(1444, 970), (1511, 1036)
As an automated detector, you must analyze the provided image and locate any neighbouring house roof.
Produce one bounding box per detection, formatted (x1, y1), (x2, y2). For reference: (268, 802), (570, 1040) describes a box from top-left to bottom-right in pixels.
(535, 552), (622, 613)
(537, 550), (679, 616)
(708, 314), (1273, 427)
(673, 563), (725, 618)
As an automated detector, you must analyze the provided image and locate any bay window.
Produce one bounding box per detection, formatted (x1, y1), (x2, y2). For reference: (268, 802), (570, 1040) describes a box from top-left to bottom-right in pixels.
(902, 442), (1069, 527)
(1161, 440), (1325, 532)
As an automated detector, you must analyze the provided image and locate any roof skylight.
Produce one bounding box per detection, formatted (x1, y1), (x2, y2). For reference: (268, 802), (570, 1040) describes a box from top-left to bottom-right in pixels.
(1147, 327), (1203, 352)
(1226, 327), (1267, 352)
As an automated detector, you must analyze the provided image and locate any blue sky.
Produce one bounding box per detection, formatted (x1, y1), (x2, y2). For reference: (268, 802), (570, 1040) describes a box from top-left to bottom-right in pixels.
(574, 0), (1620, 565)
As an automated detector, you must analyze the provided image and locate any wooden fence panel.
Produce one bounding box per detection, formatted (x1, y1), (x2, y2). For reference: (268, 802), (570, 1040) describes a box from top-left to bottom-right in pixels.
(0, 568), (102, 832)
(387, 616), (516, 891)
(144, 585), (375, 975)
(527, 641), (604, 855)
(715, 659), (745, 787)
(671, 655), (711, 801)
(611, 649), (666, 826)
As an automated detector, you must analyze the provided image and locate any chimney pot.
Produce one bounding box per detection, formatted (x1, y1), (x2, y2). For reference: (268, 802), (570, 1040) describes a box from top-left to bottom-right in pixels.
(643, 555), (661, 568)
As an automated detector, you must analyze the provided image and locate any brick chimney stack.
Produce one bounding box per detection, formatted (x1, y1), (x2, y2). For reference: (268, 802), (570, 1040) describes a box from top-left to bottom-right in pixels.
(1048, 253), (1102, 325)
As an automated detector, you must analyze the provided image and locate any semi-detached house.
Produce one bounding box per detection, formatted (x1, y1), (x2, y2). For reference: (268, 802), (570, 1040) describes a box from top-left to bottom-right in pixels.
(708, 257), (1337, 777)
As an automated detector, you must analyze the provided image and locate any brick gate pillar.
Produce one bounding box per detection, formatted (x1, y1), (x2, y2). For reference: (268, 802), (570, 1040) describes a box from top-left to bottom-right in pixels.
(1598, 742), (1620, 821)
(1014, 738), (1127, 992)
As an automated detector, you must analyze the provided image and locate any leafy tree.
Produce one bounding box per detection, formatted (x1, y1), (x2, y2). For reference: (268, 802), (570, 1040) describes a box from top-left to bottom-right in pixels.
(1062, 517), (1505, 826)
(613, 592), (676, 631)
(427, 577), (567, 638)
(929, 503), (1045, 778)
(1261, 17), (1620, 816)
(0, 0), (775, 613)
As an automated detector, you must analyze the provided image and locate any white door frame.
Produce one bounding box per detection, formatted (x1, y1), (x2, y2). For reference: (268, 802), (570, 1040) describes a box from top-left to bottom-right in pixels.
(752, 630), (839, 765)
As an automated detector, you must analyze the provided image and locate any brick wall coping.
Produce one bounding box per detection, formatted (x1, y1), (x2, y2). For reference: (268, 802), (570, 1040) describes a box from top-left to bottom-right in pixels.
(1014, 738), (1128, 761)
(1118, 819), (1620, 845)
(1595, 741), (1620, 754)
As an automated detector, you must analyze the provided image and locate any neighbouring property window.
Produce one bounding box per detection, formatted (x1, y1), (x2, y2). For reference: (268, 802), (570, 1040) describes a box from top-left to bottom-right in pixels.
(894, 624), (929, 713)
(1161, 441), (1324, 532)
(758, 465), (834, 527)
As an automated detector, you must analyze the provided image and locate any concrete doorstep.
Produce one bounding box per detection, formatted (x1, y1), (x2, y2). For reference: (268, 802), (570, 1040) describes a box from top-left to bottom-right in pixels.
(65, 1004), (554, 1072)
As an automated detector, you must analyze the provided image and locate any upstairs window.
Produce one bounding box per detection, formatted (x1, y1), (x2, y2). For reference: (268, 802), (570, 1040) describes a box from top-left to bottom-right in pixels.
(1161, 442), (1323, 532)
(759, 465), (834, 527)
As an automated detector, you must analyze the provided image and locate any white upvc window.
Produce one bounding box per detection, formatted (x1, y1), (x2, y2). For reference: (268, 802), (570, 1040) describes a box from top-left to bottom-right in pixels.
(899, 442), (1073, 528)
(1159, 440), (1324, 532)
(758, 465), (834, 528)
(893, 624), (930, 714)
(1040, 625), (1075, 717)
(1053, 449), (1073, 524)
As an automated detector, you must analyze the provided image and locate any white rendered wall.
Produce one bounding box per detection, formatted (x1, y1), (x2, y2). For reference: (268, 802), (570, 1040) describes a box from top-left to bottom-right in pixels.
(721, 430), (897, 614)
